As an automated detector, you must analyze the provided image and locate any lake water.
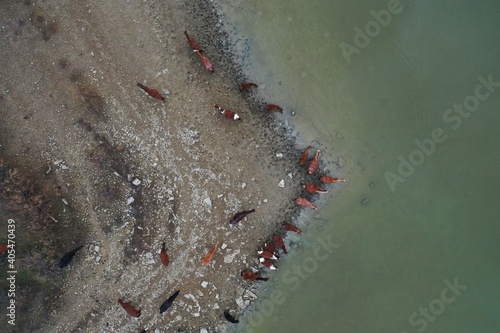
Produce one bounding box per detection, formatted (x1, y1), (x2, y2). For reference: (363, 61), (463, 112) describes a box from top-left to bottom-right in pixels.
(217, 0), (500, 332)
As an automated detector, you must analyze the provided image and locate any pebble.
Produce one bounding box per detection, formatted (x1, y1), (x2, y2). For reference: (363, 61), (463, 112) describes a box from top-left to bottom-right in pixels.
(95, 256), (101, 263)
(213, 303), (220, 310)
(127, 197), (135, 205)
(94, 246), (100, 253)
(61, 198), (68, 205)
(288, 173), (293, 179)
(221, 243), (227, 250)
(241, 183), (246, 189)
(201, 281), (208, 288)
(338, 156), (347, 168)
(263, 199), (268, 203)
(276, 153), (283, 158)
(224, 254), (233, 263)
(235, 297), (244, 308)
(246, 290), (257, 299)
(200, 329), (208, 333)
(132, 178), (141, 186)
(278, 179), (285, 188)
(203, 197), (212, 208)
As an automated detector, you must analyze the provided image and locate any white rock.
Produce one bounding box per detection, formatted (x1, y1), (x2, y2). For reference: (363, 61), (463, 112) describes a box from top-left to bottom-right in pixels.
(235, 297), (245, 309)
(246, 290), (257, 299)
(127, 197), (135, 205)
(221, 243), (227, 250)
(288, 172), (293, 179)
(95, 256), (101, 263)
(200, 329), (208, 333)
(276, 153), (283, 158)
(217, 194), (223, 198)
(213, 303), (220, 310)
(61, 164), (69, 170)
(224, 254), (233, 263)
(201, 281), (208, 288)
(132, 178), (141, 186)
(54, 159), (63, 165)
(203, 197), (212, 208)
(194, 313), (200, 317)
(263, 199), (268, 203)
(94, 246), (100, 253)
(241, 183), (246, 189)
(145, 252), (153, 259)
(278, 179), (285, 188)
(61, 198), (68, 205)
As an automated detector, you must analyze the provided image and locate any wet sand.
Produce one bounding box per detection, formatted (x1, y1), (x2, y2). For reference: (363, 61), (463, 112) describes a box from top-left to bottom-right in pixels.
(0, 0), (331, 332)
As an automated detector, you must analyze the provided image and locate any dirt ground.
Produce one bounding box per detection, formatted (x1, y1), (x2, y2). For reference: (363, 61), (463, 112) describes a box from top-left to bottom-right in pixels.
(0, 0), (325, 332)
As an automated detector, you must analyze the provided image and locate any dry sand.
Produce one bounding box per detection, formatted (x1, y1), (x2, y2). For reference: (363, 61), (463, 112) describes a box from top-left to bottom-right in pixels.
(0, 0), (325, 332)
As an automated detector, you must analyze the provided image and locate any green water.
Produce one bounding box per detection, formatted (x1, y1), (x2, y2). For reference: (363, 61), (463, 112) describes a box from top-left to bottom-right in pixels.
(218, 0), (500, 332)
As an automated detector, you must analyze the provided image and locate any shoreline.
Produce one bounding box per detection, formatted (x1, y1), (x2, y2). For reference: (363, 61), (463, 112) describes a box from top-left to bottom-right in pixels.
(0, 0), (333, 332)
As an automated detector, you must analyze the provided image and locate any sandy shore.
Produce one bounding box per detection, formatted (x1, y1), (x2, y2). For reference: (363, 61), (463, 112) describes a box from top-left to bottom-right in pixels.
(0, 1), (324, 332)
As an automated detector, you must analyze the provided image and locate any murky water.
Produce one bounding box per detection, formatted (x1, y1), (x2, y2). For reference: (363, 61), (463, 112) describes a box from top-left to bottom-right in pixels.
(218, 0), (500, 332)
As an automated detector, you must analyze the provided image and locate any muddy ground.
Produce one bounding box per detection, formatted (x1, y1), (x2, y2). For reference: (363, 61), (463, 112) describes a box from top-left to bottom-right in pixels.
(0, 0), (328, 332)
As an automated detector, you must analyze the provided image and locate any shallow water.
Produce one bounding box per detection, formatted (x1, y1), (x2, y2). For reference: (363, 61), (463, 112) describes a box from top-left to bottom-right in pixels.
(218, 0), (500, 331)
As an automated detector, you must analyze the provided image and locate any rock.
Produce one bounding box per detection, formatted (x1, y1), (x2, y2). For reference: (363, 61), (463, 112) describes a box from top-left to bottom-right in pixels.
(127, 197), (135, 205)
(246, 290), (257, 299)
(89, 245), (94, 253)
(221, 243), (227, 250)
(263, 199), (268, 203)
(201, 281), (208, 288)
(132, 178), (141, 186)
(61, 198), (68, 205)
(278, 179), (285, 188)
(200, 329), (208, 333)
(213, 303), (220, 310)
(94, 245), (100, 253)
(95, 256), (101, 263)
(235, 297), (244, 309)
(338, 156), (347, 168)
(203, 197), (212, 208)
(288, 172), (293, 179)
(224, 255), (233, 263)
(276, 153), (283, 158)
(241, 183), (246, 189)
